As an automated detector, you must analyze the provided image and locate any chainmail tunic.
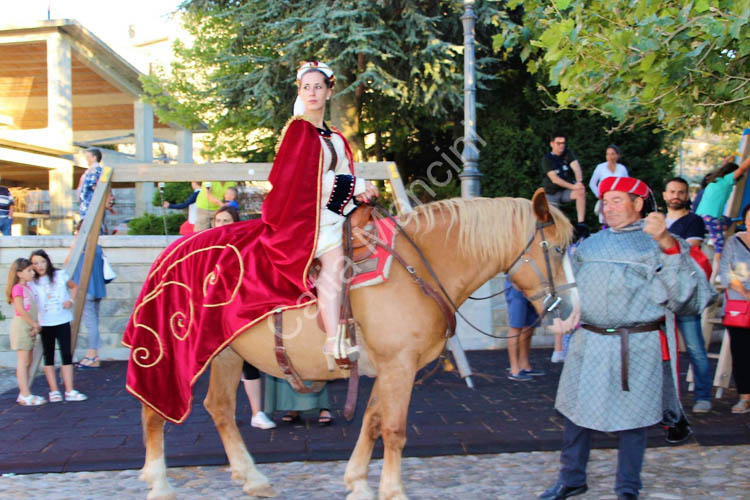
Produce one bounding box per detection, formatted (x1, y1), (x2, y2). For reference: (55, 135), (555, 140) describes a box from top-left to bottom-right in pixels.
(555, 220), (716, 432)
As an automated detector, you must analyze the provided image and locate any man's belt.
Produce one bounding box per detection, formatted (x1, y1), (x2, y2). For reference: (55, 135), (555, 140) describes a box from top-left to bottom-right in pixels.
(582, 322), (663, 392)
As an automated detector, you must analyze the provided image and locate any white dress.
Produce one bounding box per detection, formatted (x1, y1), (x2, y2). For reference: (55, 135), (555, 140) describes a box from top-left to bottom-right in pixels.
(314, 130), (366, 258)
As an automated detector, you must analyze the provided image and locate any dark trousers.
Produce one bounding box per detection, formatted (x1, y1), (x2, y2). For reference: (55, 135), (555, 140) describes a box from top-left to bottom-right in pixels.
(558, 415), (647, 496)
(40, 322), (73, 366)
(728, 328), (750, 394)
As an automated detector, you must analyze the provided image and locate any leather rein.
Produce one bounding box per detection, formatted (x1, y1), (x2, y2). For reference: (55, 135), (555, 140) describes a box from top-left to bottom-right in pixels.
(367, 202), (576, 339)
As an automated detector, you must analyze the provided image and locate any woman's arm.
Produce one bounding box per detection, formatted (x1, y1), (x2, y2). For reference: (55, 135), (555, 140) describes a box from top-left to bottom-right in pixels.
(733, 154), (750, 180)
(588, 165), (601, 198)
(13, 295), (39, 330)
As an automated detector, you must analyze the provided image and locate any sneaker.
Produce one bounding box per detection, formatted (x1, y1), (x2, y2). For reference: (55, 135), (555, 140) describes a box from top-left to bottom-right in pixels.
(692, 400), (712, 413)
(251, 411), (277, 430)
(507, 371), (533, 381)
(521, 368), (546, 377)
(551, 351), (565, 363)
(48, 390), (63, 403)
(64, 390), (88, 402)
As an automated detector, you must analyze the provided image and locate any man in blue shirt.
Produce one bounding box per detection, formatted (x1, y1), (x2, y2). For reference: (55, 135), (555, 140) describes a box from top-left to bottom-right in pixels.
(664, 177), (712, 413)
(0, 179), (14, 236)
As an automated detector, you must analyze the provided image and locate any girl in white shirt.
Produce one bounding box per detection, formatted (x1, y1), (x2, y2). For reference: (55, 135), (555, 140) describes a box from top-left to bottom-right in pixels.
(29, 250), (87, 403)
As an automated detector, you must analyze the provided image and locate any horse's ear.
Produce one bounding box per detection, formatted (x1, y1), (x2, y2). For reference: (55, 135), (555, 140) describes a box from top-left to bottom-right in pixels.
(532, 188), (552, 223)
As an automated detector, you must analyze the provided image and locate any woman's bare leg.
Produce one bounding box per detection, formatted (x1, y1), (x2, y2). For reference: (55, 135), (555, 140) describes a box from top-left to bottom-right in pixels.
(318, 246), (358, 364)
(16, 350), (31, 397)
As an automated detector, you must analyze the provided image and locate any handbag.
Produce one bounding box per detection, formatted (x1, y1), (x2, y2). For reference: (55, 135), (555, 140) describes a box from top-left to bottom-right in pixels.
(102, 253), (117, 282)
(722, 292), (750, 328)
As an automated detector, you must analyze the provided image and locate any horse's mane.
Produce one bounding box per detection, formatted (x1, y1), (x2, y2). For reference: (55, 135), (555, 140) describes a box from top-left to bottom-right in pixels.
(399, 197), (573, 263)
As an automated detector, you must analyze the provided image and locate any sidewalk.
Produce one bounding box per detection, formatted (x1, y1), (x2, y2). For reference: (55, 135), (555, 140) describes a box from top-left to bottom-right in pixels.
(0, 349), (747, 475)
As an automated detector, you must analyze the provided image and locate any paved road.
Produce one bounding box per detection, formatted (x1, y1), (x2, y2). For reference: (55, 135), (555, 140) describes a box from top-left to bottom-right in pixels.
(0, 445), (747, 499)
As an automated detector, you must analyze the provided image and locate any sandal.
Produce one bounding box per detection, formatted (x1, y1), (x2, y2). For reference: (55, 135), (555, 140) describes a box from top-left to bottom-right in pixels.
(732, 400), (750, 414)
(318, 409), (333, 426)
(281, 412), (301, 424)
(76, 356), (100, 369)
(17, 394), (47, 406)
(64, 390), (88, 402)
(49, 390), (62, 403)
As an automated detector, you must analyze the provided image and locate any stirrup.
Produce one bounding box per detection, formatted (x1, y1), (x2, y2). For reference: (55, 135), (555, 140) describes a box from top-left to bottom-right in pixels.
(323, 325), (360, 371)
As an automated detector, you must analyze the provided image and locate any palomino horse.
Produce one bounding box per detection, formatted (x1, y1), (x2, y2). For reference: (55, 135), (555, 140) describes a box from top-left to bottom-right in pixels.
(140, 190), (574, 500)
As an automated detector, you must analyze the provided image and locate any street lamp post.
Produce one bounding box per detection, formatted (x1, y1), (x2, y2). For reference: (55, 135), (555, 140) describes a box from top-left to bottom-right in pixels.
(459, 0), (482, 198)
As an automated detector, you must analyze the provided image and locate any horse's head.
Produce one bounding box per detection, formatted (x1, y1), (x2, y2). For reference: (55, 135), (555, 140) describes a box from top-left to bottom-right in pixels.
(507, 189), (580, 335)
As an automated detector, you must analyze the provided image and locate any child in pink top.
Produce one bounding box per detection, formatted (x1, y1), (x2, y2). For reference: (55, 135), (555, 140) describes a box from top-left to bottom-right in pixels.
(5, 258), (45, 406)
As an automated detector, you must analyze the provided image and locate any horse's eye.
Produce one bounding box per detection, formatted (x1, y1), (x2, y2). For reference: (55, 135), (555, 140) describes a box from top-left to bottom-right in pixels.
(555, 247), (563, 254)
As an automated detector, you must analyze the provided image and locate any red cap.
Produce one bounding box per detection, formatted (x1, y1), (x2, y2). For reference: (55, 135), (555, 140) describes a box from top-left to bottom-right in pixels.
(599, 176), (650, 199)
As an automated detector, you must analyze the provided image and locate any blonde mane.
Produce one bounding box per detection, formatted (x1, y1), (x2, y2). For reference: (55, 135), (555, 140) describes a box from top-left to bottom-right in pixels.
(400, 197), (573, 263)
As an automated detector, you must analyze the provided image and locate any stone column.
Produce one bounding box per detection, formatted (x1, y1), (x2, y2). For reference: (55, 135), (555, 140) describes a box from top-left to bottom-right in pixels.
(46, 32), (73, 151)
(46, 32), (74, 234)
(134, 100), (155, 215)
(176, 129), (193, 164)
(48, 164), (73, 235)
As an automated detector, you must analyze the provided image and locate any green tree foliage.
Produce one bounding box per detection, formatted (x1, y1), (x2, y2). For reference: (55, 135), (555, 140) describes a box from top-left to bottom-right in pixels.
(477, 63), (673, 227)
(128, 213), (187, 235)
(495, 0), (750, 133)
(141, 0), (502, 161)
(150, 182), (195, 207)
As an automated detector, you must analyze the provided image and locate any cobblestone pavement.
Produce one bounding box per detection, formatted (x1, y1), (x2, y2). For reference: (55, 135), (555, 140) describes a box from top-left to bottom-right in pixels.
(0, 444), (747, 499)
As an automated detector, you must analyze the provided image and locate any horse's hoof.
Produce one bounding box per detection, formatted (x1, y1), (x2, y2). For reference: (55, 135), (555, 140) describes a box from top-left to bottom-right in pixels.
(243, 482), (277, 498)
(346, 485), (376, 500)
(147, 489), (176, 500)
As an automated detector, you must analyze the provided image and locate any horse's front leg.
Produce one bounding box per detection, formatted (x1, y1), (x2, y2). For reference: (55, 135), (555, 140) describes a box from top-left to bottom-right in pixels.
(204, 347), (276, 498)
(140, 404), (175, 500)
(345, 378), (382, 500)
(377, 360), (417, 500)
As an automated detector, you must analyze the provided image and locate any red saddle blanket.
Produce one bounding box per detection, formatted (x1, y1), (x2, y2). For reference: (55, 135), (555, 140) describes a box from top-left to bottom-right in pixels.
(350, 217), (398, 289)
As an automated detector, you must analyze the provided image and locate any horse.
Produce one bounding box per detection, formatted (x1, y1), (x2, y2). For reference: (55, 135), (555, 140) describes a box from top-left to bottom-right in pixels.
(139, 189), (574, 500)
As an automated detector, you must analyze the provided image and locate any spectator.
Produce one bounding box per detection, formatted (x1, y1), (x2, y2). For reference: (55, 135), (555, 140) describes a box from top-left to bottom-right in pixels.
(691, 174), (711, 214)
(194, 181), (236, 231)
(211, 207), (275, 428)
(264, 375), (332, 426)
(163, 181), (201, 235)
(28, 250), (87, 403)
(541, 133), (588, 238)
(77, 148), (103, 220)
(718, 203), (750, 414)
(505, 277), (546, 380)
(65, 222), (110, 369)
(0, 177), (14, 236)
(219, 187), (240, 211)
(663, 177), (712, 413)
(589, 144), (628, 224)
(696, 155), (750, 276)
(6, 258), (44, 406)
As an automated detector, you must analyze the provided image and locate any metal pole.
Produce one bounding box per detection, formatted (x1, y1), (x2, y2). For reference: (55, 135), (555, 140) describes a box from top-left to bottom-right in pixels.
(459, 0), (482, 198)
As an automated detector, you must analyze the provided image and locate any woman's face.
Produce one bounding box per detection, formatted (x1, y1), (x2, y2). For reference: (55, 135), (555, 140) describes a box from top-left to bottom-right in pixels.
(297, 71), (331, 114)
(213, 212), (235, 227)
(745, 209), (750, 229)
(31, 255), (48, 276)
(605, 147), (619, 163)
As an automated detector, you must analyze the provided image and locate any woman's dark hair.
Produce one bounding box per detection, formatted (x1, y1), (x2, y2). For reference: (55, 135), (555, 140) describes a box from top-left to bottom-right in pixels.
(214, 205), (240, 224)
(700, 173), (711, 189)
(86, 148), (102, 163)
(742, 203), (750, 221)
(299, 68), (333, 88)
(606, 144), (620, 156)
(30, 249), (58, 283)
(706, 162), (739, 184)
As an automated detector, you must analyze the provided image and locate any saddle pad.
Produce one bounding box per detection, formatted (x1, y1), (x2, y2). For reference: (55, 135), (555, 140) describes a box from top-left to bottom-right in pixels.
(351, 218), (397, 290)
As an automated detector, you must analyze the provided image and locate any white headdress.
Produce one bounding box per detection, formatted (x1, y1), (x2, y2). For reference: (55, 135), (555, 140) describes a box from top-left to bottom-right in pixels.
(293, 61), (335, 115)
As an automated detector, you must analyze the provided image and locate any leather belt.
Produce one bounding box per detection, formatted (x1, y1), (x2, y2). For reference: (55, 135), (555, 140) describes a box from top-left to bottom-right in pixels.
(582, 322), (663, 392)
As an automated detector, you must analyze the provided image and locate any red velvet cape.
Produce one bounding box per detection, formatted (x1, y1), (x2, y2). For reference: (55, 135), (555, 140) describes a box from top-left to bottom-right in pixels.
(122, 117), (354, 423)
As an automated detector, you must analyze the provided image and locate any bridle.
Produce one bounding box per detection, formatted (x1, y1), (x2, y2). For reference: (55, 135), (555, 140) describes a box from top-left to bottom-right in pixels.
(501, 220), (578, 334)
(367, 202), (577, 339)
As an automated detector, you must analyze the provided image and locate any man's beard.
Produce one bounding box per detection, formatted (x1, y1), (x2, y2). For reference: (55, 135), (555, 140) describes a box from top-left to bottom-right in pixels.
(667, 199), (688, 210)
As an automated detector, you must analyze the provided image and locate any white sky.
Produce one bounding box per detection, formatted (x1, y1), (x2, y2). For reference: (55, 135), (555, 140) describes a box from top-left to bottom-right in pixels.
(3, 0), (183, 54)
